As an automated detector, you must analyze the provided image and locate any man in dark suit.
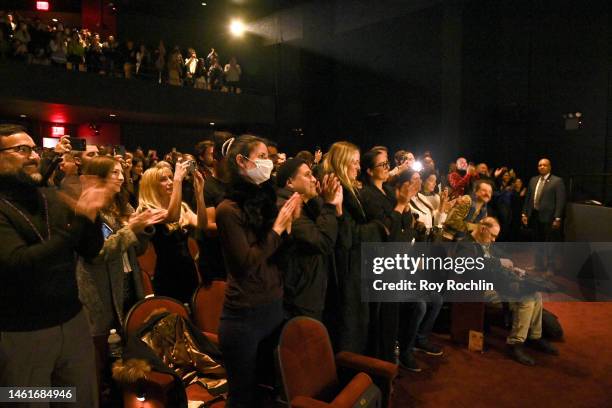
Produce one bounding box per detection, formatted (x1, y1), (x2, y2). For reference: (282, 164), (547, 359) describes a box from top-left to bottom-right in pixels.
(521, 158), (566, 270)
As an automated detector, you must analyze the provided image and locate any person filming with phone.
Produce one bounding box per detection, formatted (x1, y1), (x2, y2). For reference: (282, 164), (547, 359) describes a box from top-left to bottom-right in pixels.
(136, 158), (207, 302)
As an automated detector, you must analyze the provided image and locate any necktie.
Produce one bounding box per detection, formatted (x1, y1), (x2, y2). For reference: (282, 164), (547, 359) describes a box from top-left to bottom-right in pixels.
(534, 176), (545, 210)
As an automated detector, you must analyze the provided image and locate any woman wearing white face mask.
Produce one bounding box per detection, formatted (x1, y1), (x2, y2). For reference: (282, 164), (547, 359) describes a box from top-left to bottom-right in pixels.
(216, 135), (300, 408)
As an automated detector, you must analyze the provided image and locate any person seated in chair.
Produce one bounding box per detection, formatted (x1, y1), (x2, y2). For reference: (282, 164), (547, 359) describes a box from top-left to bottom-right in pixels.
(457, 217), (559, 366)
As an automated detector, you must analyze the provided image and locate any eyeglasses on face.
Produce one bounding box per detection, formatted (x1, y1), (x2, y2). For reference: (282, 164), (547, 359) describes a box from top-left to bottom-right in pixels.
(0, 145), (36, 155)
(374, 161), (390, 169)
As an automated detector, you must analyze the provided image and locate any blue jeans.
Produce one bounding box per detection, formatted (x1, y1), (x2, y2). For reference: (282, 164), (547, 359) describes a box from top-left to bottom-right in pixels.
(218, 299), (284, 408)
(399, 292), (443, 353)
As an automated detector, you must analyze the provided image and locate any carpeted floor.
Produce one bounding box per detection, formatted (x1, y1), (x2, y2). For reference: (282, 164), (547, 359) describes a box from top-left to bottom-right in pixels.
(391, 302), (612, 408)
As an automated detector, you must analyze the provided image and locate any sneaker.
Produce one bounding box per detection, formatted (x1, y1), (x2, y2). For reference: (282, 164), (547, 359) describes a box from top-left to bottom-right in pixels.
(508, 343), (535, 366)
(527, 338), (559, 355)
(398, 353), (422, 372)
(414, 340), (444, 356)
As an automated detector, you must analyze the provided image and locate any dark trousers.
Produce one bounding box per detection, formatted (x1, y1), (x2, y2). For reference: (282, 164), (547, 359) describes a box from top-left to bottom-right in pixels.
(0, 310), (98, 408)
(218, 299), (284, 408)
(368, 302), (399, 362)
(398, 292), (443, 355)
(529, 210), (561, 270)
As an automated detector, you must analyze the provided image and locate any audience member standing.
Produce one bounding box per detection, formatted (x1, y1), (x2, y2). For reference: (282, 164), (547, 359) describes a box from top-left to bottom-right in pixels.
(224, 56), (242, 93)
(76, 156), (165, 387)
(522, 158), (566, 271)
(359, 148), (418, 362)
(276, 158), (342, 320)
(208, 57), (224, 90)
(154, 40), (166, 83)
(196, 134), (232, 283)
(216, 135), (300, 407)
(322, 141), (387, 354)
(0, 124), (112, 408)
(448, 157), (476, 199)
(184, 48), (198, 87)
(410, 170), (453, 239)
(137, 161), (207, 302)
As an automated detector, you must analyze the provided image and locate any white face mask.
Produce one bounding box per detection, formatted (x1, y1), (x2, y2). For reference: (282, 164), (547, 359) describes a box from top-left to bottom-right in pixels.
(244, 158), (274, 185)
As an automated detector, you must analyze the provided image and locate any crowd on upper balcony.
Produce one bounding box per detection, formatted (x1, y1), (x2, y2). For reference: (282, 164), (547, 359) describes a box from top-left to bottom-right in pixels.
(0, 10), (243, 93)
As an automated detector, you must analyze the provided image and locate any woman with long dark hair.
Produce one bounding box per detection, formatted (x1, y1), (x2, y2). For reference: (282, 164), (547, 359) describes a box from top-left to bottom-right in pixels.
(395, 169), (445, 371)
(359, 147), (417, 362)
(410, 170), (453, 240)
(76, 156), (166, 383)
(127, 157), (144, 208)
(216, 135), (300, 407)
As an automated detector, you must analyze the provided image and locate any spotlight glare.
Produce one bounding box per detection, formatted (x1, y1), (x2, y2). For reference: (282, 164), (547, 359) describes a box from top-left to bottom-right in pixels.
(230, 19), (246, 37)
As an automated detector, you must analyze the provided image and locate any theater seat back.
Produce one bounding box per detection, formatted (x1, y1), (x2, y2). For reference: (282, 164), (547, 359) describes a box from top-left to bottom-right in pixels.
(277, 317), (339, 403)
(192, 281), (226, 335)
(124, 296), (189, 336)
(137, 243), (157, 295)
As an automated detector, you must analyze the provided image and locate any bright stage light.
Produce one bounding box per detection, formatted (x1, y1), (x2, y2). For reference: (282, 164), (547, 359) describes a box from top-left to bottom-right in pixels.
(230, 19), (246, 37)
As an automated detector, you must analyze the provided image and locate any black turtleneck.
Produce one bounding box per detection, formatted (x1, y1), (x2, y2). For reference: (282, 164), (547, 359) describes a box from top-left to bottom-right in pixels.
(0, 175), (103, 331)
(216, 178), (283, 308)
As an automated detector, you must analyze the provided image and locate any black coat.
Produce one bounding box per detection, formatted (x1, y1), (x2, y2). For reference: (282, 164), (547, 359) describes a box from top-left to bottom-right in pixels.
(331, 186), (386, 354)
(360, 183), (419, 243)
(276, 188), (338, 319)
(0, 178), (103, 331)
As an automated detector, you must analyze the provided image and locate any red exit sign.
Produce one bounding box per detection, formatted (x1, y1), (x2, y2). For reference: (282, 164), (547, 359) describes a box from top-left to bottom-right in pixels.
(36, 2), (50, 11)
(51, 126), (65, 137)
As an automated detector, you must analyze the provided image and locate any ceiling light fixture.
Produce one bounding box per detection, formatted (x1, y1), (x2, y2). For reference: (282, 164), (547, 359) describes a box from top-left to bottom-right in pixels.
(229, 19), (246, 37)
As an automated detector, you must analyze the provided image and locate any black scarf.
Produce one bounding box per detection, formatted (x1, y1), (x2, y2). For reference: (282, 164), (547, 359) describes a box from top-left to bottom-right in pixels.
(225, 178), (278, 241)
(0, 173), (41, 213)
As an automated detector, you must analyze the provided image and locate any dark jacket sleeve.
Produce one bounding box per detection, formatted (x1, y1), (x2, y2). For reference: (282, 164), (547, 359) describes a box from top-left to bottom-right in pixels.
(291, 203), (338, 255)
(360, 187), (402, 236)
(0, 212), (99, 275)
(523, 177), (535, 216)
(216, 202), (281, 278)
(74, 216), (104, 260)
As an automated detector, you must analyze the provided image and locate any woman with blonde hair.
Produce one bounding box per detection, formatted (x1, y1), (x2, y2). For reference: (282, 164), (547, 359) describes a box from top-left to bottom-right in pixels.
(322, 141), (387, 354)
(137, 161), (207, 302)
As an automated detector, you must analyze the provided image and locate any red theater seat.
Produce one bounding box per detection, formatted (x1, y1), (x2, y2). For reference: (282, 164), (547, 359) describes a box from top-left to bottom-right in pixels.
(119, 296), (225, 408)
(277, 317), (397, 408)
(191, 281), (226, 344)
